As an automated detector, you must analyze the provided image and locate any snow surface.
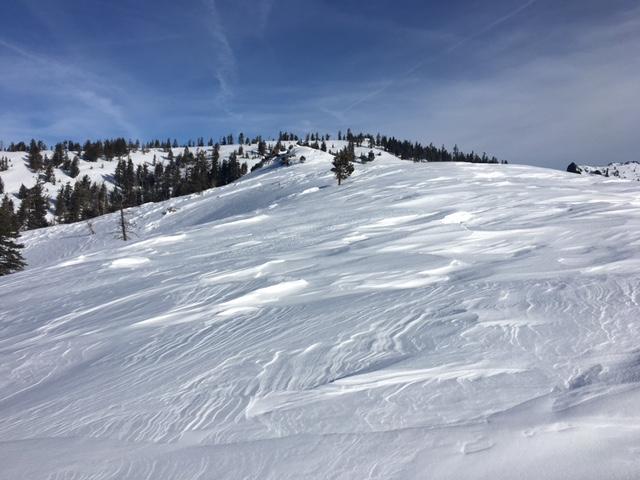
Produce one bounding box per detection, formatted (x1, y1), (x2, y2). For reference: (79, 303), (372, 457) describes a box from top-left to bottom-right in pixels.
(2, 146), (640, 479)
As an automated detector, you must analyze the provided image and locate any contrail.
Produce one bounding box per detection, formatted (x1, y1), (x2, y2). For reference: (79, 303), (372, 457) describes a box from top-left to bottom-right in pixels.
(0, 38), (139, 137)
(341, 0), (537, 115)
(0, 39), (43, 64)
(202, 0), (237, 111)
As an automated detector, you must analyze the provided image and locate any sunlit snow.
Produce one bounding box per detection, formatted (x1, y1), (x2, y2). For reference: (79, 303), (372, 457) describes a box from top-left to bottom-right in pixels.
(2, 146), (640, 479)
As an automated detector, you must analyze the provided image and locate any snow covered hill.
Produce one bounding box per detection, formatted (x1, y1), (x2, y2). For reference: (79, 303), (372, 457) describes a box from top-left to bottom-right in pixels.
(568, 160), (640, 181)
(0, 143), (266, 219)
(0, 140), (387, 220)
(2, 147), (640, 479)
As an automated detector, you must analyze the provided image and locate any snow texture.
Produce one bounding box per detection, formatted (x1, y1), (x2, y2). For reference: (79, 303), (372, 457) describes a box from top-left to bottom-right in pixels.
(2, 146), (640, 479)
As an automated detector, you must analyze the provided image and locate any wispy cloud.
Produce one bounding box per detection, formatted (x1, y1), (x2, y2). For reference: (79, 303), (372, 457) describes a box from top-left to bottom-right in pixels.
(338, 6), (640, 168)
(341, 0), (537, 115)
(257, 0), (276, 36)
(201, 0), (238, 112)
(0, 38), (139, 140)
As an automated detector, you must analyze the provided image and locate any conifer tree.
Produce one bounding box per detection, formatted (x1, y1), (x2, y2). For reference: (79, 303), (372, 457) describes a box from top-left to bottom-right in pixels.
(54, 185), (69, 222)
(0, 194), (26, 275)
(114, 198), (136, 241)
(257, 140), (267, 156)
(209, 145), (220, 187)
(52, 143), (65, 166)
(30, 183), (49, 228)
(44, 162), (56, 184)
(17, 183), (49, 229)
(331, 148), (355, 185)
(28, 139), (44, 171)
(17, 184), (28, 200)
(69, 157), (80, 178)
(119, 202), (128, 241)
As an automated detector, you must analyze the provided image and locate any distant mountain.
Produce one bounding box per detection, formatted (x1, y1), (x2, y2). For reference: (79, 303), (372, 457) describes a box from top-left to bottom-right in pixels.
(567, 160), (640, 181)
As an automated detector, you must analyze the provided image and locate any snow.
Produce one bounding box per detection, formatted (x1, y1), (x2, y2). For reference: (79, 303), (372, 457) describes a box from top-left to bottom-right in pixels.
(2, 146), (640, 479)
(574, 160), (640, 181)
(0, 143), (270, 219)
(109, 257), (151, 268)
(441, 210), (473, 224)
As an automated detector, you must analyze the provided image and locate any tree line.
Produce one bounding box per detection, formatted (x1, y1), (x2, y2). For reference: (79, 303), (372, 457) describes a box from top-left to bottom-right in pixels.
(5, 145), (251, 230)
(2, 130), (505, 165)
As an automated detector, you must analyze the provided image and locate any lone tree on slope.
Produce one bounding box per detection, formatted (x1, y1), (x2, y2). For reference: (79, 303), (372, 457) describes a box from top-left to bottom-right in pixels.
(111, 188), (136, 241)
(116, 200), (137, 241)
(0, 195), (26, 276)
(331, 147), (355, 186)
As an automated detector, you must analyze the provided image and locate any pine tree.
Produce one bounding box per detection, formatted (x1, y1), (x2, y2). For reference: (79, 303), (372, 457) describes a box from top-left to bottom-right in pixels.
(227, 152), (242, 183)
(54, 185), (68, 222)
(209, 145), (220, 187)
(28, 139), (44, 171)
(44, 162), (56, 184)
(347, 141), (356, 161)
(331, 148), (355, 185)
(29, 183), (49, 229)
(257, 140), (267, 156)
(119, 202), (128, 240)
(69, 157), (80, 178)
(115, 199), (136, 241)
(0, 195), (26, 275)
(52, 143), (65, 166)
(17, 183), (49, 230)
(17, 184), (28, 200)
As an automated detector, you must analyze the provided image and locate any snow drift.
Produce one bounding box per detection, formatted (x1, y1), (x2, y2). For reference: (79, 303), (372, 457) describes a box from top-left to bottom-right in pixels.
(2, 146), (640, 479)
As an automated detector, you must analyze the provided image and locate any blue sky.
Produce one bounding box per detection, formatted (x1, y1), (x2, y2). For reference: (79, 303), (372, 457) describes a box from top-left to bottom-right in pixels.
(0, 0), (638, 168)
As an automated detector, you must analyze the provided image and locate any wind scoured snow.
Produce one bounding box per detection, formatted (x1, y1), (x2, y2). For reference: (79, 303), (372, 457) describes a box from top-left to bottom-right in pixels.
(2, 147), (640, 479)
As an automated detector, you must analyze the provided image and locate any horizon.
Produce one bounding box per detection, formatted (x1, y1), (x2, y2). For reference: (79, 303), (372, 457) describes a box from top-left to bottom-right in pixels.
(1, 0), (639, 169)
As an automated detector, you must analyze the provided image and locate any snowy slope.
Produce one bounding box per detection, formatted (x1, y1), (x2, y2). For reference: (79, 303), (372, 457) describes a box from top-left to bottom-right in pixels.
(0, 143), (269, 218)
(2, 147), (640, 479)
(570, 160), (640, 181)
